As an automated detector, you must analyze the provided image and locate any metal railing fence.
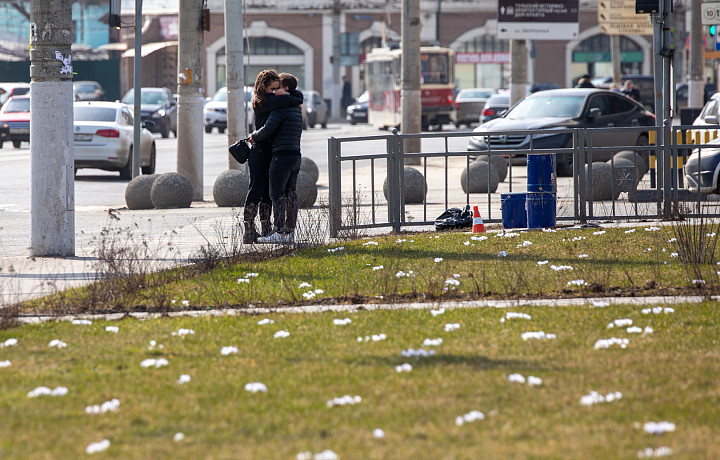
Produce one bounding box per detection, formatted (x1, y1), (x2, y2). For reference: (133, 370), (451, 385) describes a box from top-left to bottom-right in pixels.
(327, 126), (720, 238)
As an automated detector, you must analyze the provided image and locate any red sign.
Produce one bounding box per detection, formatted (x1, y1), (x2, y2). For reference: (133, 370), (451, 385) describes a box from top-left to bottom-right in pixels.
(455, 52), (510, 64)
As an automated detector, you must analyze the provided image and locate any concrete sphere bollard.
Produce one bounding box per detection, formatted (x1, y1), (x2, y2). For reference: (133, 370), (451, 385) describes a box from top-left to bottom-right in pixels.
(607, 157), (639, 194)
(125, 174), (159, 210)
(150, 172), (194, 209)
(614, 150), (648, 178)
(585, 162), (614, 201)
(383, 166), (427, 204)
(296, 170), (318, 208)
(300, 156), (319, 184)
(475, 154), (508, 182)
(460, 160), (499, 194)
(213, 169), (250, 207)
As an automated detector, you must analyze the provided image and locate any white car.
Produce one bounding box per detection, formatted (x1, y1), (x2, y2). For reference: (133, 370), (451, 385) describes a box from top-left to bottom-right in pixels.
(73, 101), (156, 179)
(204, 86), (254, 134)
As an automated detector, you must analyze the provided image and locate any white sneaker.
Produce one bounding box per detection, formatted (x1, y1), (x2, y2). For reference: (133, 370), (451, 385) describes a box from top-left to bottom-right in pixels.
(257, 231), (294, 244)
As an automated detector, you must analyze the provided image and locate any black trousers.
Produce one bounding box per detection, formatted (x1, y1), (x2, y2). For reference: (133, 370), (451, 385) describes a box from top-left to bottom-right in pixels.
(244, 142), (272, 207)
(268, 153), (301, 232)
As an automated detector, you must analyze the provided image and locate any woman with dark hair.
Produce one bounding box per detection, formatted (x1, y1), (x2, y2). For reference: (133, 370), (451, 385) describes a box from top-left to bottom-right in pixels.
(242, 69), (303, 244)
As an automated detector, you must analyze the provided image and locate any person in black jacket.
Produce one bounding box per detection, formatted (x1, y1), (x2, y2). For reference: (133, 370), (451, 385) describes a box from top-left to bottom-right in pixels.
(249, 73), (304, 244)
(242, 70), (303, 244)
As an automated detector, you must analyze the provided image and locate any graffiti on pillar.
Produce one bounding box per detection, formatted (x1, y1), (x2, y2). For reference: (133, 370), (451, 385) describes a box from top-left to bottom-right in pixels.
(55, 51), (73, 74)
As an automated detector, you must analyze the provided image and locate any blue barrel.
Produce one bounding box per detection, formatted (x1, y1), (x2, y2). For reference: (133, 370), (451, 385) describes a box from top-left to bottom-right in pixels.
(501, 192), (527, 229)
(526, 191), (556, 229)
(527, 153), (556, 193)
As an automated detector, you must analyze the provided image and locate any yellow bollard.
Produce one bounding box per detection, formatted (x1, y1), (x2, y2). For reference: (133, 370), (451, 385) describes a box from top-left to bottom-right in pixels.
(648, 131), (656, 145)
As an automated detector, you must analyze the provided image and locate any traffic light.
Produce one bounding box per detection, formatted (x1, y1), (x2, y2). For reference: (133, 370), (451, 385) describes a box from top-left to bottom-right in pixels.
(711, 25), (717, 37)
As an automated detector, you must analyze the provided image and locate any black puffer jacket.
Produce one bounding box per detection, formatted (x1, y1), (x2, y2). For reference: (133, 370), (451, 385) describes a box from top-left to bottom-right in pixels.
(250, 104), (303, 155)
(253, 89), (303, 129)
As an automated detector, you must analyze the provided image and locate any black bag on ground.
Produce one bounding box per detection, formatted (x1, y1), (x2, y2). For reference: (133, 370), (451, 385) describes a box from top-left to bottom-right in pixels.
(228, 137), (252, 164)
(435, 205), (473, 231)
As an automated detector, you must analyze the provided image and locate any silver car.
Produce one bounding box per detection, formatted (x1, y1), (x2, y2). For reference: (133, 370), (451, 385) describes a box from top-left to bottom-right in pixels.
(73, 101), (156, 179)
(301, 90), (329, 129)
(204, 87), (255, 134)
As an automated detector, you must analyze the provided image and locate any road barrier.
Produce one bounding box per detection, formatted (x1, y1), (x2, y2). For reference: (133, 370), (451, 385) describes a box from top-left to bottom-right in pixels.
(327, 126), (720, 238)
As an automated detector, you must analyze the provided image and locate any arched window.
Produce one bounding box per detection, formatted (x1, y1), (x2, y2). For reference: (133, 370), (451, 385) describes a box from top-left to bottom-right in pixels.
(243, 37), (303, 55)
(571, 35), (643, 77)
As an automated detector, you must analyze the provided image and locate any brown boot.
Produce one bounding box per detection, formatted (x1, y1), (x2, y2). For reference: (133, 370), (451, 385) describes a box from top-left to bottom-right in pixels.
(259, 202), (272, 236)
(243, 221), (258, 244)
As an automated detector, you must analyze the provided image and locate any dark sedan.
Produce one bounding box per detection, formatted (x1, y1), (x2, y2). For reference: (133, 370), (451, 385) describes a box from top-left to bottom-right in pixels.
(451, 88), (493, 127)
(480, 93), (509, 124)
(346, 90), (368, 124)
(467, 88), (655, 176)
(121, 87), (177, 138)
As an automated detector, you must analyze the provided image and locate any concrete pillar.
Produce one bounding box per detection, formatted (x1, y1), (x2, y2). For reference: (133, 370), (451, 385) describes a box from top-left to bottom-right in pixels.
(331, 0), (342, 121)
(177, 0), (205, 201)
(509, 39), (527, 107)
(30, 0), (75, 256)
(225, 0), (246, 170)
(401, 0), (421, 162)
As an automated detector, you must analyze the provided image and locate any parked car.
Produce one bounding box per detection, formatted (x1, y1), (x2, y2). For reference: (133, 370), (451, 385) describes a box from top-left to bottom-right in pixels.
(346, 90), (368, 124)
(684, 93), (720, 193)
(203, 86), (254, 134)
(121, 87), (177, 138)
(0, 82), (30, 106)
(301, 90), (328, 129)
(591, 75), (656, 112)
(451, 88), (493, 128)
(73, 81), (105, 101)
(480, 93), (509, 124)
(527, 82), (559, 94)
(73, 101), (156, 179)
(0, 95), (30, 149)
(675, 82), (716, 110)
(467, 88), (656, 176)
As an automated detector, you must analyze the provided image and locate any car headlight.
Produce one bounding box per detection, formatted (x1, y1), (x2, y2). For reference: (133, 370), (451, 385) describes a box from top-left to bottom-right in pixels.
(152, 109), (166, 118)
(1, 123), (8, 129)
(307, 108), (314, 113)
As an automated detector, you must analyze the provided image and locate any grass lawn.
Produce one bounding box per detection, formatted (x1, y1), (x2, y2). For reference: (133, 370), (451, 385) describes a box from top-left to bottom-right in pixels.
(28, 225), (720, 312)
(1, 301), (718, 458)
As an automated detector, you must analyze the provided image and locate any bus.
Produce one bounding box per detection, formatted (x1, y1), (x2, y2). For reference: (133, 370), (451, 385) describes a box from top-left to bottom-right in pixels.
(365, 46), (455, 130)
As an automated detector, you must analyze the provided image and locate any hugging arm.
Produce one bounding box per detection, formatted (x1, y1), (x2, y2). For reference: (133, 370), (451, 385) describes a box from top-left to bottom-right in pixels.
(251, 110), (284, 143)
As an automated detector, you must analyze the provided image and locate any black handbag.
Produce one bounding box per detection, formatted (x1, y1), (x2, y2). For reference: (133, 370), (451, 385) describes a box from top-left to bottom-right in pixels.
(228, 137), (252, 164)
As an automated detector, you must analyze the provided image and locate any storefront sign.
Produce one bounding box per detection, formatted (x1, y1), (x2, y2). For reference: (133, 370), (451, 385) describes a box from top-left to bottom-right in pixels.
(497, 0), (579, 40)
(455, 52), (510, 64)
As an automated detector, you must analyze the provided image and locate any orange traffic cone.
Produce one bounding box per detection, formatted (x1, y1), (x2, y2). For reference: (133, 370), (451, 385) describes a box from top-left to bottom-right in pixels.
(472, 206), (486, 233)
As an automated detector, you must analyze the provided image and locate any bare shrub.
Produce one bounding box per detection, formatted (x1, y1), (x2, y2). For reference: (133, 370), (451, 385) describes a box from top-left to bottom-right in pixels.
(671, 204), (720, 285)
(0, 304), (19, 330)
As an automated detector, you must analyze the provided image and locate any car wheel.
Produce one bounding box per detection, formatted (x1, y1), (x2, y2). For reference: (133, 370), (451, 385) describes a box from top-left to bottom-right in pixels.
(350, 121), (356, 125)
(205, 126), (212, 134)
(12, 140), (21, 148)
(302, 119), (308, 130)
(160, 125), (169, 138)
(172, 130), (177, 138)
(0, 141), (3, 149)
(142, 144), (156, 175)
(321, 119), (327, 129)
(218, 127), (226, 134)
(119, 147), (133, 180)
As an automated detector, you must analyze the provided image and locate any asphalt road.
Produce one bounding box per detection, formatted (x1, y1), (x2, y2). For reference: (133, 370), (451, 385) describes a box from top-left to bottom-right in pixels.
(0, 122), (480, 258)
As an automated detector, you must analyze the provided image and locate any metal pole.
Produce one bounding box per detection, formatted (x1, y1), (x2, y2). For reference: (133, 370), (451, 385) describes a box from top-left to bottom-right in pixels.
(332, 0), (342, 121)
(661, 0), (674, 216)
(611, 35), (621, 85)
(688, 0), (704, 108)
(30, 0), (74, 256)
(225, 0), (246, 170)
(401, 0), (421, 162)
(132, 0), (142, 179)
(177, 0), (205, 201)
(328, 137), (341, 238)
(509, 39), (527, 107)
